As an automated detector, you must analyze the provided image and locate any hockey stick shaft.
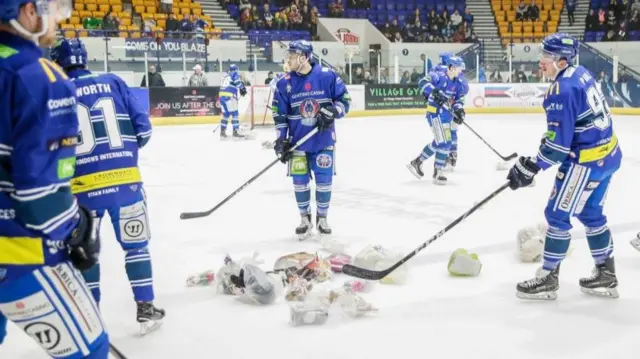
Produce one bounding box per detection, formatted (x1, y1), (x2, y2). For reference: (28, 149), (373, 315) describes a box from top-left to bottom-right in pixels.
(462, 121), (518, 161)
(342, 182), (511, 280)
(109, 344), (128, 359)
(180, 127), (319, 220)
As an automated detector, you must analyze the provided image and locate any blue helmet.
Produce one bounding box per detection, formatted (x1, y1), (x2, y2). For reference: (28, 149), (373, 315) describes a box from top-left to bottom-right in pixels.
(229, 64), (239, 73)
(445, 55), (465, 70)
(0, 0), (30, 22)
(287, 40), (313, 59)
(439, 52), (453, 65)
(540, 33), (578, 64)
(50, 38), (88, 69)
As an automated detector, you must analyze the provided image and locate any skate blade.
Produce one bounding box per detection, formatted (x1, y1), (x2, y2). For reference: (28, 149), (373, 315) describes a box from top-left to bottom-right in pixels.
(580, 286), (619, 298)
(629, 239), (640, 252)
(298, 230), (313, 241)
(139, 319), (163, 336)
(432, 178), (447, 185)
(516, 291), (557, 300)
(406, 164), (423, 179)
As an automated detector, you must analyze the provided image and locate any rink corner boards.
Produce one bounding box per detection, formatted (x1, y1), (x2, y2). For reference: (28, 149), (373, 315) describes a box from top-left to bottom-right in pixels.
(149, 107), (640, 126)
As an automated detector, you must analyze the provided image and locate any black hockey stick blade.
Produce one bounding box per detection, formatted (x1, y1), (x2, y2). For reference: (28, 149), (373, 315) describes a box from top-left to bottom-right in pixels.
(180, 127), (320, 220)
(109, 344), (128, 359)
(342, 182), (511, 280)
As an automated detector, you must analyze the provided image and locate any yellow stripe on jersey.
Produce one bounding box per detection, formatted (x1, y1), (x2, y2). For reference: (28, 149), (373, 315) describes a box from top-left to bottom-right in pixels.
(427, 105), (438, 113)
(71, 167), (142, 194)
(578, 134), (618, 163)
(38, 58), (69, 83)
(219, 91), (234, 97)
(0, 237), (44, 265)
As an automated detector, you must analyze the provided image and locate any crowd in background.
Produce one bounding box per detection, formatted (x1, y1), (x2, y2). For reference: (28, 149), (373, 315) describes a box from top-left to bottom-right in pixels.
(230, 0), (321, 38)
(585, 0), (639, 41)
(377, 7), (477, 43)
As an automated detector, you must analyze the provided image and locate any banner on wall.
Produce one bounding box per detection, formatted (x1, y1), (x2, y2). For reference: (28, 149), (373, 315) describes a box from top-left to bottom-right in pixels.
(467, 83), (548, 108)
(149, 87), (220, 118)
(364, 84), (425, 110)
(125, 38), (207, 58)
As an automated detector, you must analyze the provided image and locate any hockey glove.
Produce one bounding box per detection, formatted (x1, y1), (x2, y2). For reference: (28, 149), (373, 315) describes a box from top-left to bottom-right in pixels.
(67, 206), (101, 271)
(453, 107), (465, 124)
(274, 138), (293, 164)
(430, 88), (448, 106)
(317, 105), (338, 131)
(507, 156), (540, 190)
(240, 87), (247, 97)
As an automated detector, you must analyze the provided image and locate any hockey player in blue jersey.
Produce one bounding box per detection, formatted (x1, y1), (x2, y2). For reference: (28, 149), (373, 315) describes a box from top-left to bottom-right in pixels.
(51, 38), (165, 334)
(432, 51), (468, 171)
(507, 33), (622, 300)
(219, 64), (248, 139)
(272, 40), (351, 240)
(407, 55), (466, 184)
(0, 0), (109, 357)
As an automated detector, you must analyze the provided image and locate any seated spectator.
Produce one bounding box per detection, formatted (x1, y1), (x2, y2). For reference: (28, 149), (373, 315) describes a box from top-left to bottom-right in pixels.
(489, 69), (503, 82)
(526, 1), (539, 21)
(441, 22), (454, 42)
(516, 0), (528, 21)
(586, 9), (598, 30)
(289, 5), (303, 29)
(630, 10), (640, 30)
(452, 23), (465, 42)
(598, 8), (607, 30)
(450, 9), (463, 28)
(400, 70), (411, 84)
(273, 11), (288, 29)
(192, 15), (207, 39)
(606, 10), (617, 31)
(428, 9), (437, 24)
(604, 29), (617, 40)
(329, 0), (344, 18)
(180, 13), (193, 37)
(102, 11), (119, 36)
(393, 31), (403, 42)
(410, 8), (420, 24)
(439, 9), (449, 26)
(165, 14), (179, 37)
(160, 0), (172, 14)
(262, 3), (273, 26)
(239, 8), (253, 31)
(463, 7), (473, 25)
(310, 6), (319, 36)
(142, 17), (156, 37)
(380, 22), (393, 40)
(239, 0), (251, 12)
(464, 23), (476, 42)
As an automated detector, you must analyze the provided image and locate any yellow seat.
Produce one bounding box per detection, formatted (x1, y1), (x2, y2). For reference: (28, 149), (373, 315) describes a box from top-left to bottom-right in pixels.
(79, 10), (92, 17)
(146, 6), (157, 14)
(119, 11), (131, 18)
(112, 4), (122, 12)
(74, 3), (84, 11)
(157, 19), (166, 28)
(86, 3), (97, 11)
(121, 17), (131, 26)
(180, 7), (190, 14)
(99, 4), (110, 12)
(69, 16), (81, 24)
(134, 5), (145, 13)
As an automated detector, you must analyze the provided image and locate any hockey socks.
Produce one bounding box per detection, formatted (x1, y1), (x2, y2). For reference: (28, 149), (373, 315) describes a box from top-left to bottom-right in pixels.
(316, 183), (332, 217)
(585, 225), (614, 265)
(541, 226), (571, 271)
(125, 247), (155, 302)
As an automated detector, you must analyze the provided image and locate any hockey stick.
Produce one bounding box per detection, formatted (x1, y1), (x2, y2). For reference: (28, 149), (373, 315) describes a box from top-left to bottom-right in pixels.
(462, 121), (518, 161)
(180, 127), (319, 220)
(342, 182), (511, 280)
(212, 124), (221, 133)
(109, 344), (128, 359)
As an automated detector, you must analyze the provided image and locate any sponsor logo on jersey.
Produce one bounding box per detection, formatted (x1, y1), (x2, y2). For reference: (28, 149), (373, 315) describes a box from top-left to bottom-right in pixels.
(48, 136), (79, 151)
(47, 96), (76, 110)
(299, 99), (320, 126)
(57, 157), (76, 179)
(545, 102), (563, 112)
(316, 154), (332, 168)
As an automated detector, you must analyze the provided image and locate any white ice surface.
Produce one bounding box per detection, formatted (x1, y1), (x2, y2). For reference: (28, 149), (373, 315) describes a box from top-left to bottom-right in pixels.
(2, 114), (640, 359)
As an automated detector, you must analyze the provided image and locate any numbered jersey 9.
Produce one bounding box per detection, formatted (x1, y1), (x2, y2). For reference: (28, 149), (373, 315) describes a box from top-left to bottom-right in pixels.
(70, 71), (152, 209)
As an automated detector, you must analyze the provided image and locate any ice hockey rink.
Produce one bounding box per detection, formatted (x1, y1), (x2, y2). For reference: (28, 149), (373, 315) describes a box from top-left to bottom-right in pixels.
(3, 113), (640, 359)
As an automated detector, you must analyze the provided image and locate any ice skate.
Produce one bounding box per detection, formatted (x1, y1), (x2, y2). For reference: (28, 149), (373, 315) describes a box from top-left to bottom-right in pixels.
(137, 301), (165, 335)
(407, 157), (424, 179)
(232, 129), (246, 140)
(220, 128), (228, 140)
(516, 265), (559, 300)
(316, 216), (332, 236)
(629, 233), (640, 251)
(296, 214), (313, 241)
(445, 152), (457, 172)
(579, 257), (619, 298)
(432, 167), (447, 185)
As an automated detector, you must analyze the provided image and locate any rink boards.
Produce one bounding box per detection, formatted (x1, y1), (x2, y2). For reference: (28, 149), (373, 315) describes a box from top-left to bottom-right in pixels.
(141, 83), (640, 126)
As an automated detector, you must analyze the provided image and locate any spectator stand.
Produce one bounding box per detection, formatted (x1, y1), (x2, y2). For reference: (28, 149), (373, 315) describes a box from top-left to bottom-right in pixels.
(583, 0), (634, 42)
